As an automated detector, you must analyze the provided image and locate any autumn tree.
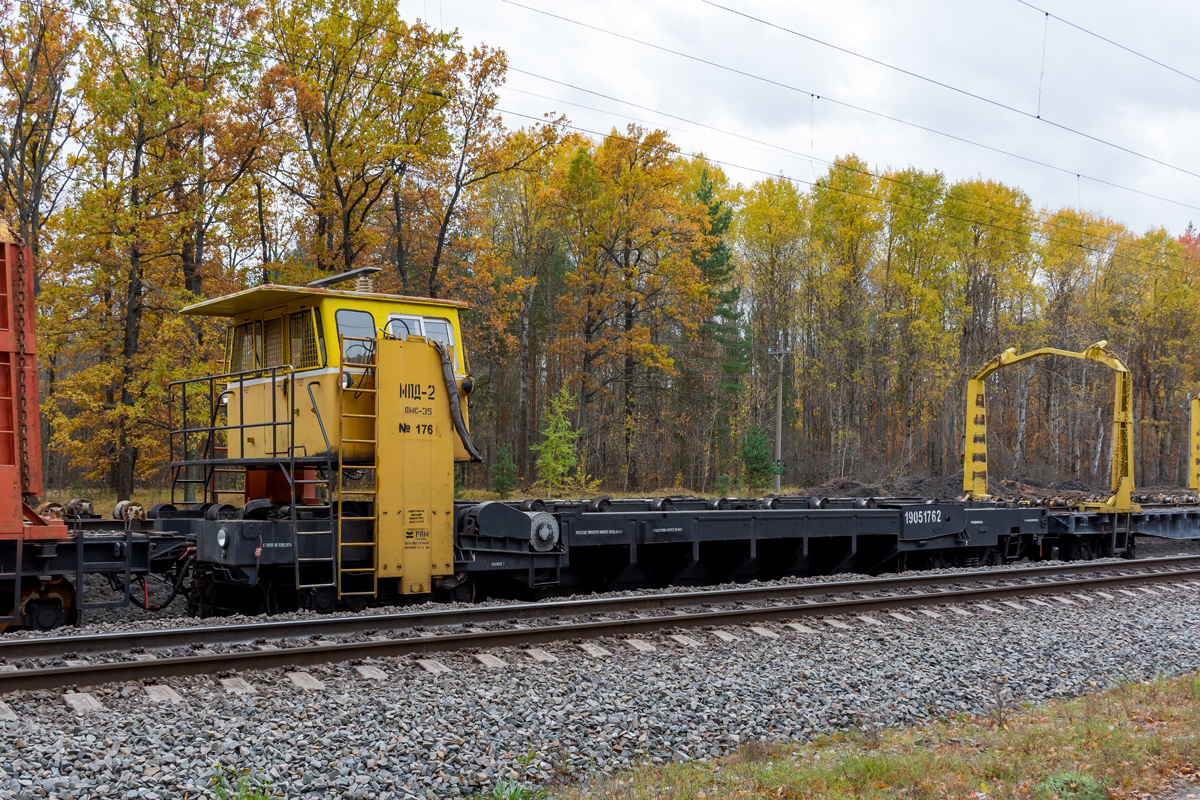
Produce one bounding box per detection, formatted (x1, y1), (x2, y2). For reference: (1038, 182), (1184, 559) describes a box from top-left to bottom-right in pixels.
(263, 0), (454, 274)
(0, 0), (81, 265)
(553, 125), (710, 489)
(45, 0), (241, 497)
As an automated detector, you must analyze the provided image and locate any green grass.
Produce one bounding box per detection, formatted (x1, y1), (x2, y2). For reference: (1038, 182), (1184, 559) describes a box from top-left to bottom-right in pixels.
(554, 674), (1200, 800)
(473, 778), (548, 800)
(211, 766), (278, 800)
(1034, 773), (1109, 800)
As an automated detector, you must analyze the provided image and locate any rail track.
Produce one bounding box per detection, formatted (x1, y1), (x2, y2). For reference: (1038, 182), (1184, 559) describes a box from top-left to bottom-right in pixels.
(2, 556), (1197, 694)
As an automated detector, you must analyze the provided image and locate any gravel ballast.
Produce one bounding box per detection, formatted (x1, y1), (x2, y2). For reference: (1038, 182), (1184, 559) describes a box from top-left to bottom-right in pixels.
(2, 581), (1199, 799)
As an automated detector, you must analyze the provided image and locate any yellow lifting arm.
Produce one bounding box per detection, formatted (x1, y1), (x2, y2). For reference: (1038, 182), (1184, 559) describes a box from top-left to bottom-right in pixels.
(963, 340), (1137, 512)
(1190, 397), (1200, 491)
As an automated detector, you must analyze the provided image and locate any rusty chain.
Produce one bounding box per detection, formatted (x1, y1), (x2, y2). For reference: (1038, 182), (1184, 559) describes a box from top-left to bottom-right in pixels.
(13, 225), (30, 496)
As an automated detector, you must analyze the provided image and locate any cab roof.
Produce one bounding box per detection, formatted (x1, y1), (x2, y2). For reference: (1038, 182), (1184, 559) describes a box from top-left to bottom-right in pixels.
(180, 284), (468, 317)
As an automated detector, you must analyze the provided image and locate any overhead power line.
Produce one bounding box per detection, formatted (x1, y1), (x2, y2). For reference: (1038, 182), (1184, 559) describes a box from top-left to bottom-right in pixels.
(502, 0), (1200, 183)
(25, 0), (1198, 275)
(206, 0), (1200, 238)
(501, 64), (1197, 267)
(505, 67), (1200, 216)
(502, 79), (1199, 268)
(1014, 0), (1200, 87)
(497, 106), (1200, 277)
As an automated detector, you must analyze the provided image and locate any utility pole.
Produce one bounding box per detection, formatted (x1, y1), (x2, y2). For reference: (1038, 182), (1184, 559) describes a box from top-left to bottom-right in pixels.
(767, 330), (792, 494)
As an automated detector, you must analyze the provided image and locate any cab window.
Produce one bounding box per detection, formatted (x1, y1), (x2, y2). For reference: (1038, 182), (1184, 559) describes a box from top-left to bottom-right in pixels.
(422, 318), (453, 350)
(386, 315), (422, 340)
(336, 309), (376, 364)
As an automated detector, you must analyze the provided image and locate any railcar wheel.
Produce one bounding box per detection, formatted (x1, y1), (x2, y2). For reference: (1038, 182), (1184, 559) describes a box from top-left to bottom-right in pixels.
(1069, 540), (1096, 561)
(25, 599), (66, 630)
(301, 586), (337, 614)
(3, 580), (77, 631)
(453, 578), (476, 603)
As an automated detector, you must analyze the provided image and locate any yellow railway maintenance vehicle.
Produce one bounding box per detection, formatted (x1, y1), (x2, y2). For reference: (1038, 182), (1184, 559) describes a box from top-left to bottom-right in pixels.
(171, 266), (488, 613)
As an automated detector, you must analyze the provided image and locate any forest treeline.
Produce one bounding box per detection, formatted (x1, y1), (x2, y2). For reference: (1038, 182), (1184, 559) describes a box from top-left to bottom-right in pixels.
(4, 0), (1197, 497)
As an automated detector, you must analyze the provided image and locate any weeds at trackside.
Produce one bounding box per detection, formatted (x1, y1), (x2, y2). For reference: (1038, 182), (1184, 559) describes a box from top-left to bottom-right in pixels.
(211, 766), (278, 800)
(473, 777), (548, 800)
(555, 673), (1200, 800)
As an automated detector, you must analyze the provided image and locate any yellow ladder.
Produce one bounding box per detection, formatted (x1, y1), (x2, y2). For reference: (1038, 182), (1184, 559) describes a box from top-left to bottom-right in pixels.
(337, 340), (380, 599)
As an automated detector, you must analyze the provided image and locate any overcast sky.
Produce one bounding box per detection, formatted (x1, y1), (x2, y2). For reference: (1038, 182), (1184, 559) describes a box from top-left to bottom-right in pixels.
(398, 0), (1200, 236)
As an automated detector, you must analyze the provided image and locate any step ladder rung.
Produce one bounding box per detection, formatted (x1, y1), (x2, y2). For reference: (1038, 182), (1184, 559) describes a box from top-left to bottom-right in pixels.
(298, 582), (336, 589)
(337, 489), (376, 496)
(339, 542), (376, 548)
(341, 413), (377, 419)
(339, 516), (375, 522)
(341, 387), (376, 393)
(341, 438), (377, 444)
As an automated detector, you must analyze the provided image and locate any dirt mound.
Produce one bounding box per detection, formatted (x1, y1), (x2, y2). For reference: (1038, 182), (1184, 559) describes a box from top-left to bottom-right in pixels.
(801, 472), (1102, 502)
(804, 474), (963, 500)
(806, 478), (878, 497)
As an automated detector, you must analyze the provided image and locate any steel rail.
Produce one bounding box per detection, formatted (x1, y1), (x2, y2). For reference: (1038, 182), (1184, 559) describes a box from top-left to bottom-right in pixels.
(1, 562), (1197, 694)
(2, 555), (1197, 661)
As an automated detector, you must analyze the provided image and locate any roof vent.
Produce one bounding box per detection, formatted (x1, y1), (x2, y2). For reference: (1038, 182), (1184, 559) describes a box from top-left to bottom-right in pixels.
(307, 265), (382, 291)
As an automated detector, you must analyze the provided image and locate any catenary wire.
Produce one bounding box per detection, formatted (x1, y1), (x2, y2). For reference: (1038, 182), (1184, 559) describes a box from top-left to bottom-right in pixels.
(502, 0), (1200, 183)
(496, 105), (1200, 277)
(135, 0), (1200, 245)
(292, 0), (1200, 242)
(502, 79), (1200, 268)
(699, 0), (1198, 175)
(1014, 0), (1200, 86)
(248, 0), (1200, 256)
(25, 0), (1200, 275)
(507, 67), (1200, 216)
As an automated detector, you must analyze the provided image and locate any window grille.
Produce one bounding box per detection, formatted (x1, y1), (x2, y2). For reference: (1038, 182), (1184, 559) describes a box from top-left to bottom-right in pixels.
(229, 322), (259, 372)
(289, 311), (319, 368)
(263, 318), (284, 367)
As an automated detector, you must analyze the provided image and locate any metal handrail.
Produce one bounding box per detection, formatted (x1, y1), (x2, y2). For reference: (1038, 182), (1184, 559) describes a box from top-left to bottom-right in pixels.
(168, 365), (298, 505)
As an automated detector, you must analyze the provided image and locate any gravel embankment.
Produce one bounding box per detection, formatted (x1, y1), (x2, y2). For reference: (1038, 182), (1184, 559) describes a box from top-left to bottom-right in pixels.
(2, 580), (1199, 799)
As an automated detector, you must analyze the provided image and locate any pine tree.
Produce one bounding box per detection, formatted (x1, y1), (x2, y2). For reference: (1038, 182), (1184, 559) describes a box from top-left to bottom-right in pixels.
(532, 386), (582, 496)
(490, 445), (518, 499)
(693, 169), (749, 483)
(740, 430), (781, 495)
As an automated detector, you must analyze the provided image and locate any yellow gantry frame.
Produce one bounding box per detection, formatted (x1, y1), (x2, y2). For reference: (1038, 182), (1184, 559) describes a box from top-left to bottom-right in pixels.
(963, 340), (1138, 512)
